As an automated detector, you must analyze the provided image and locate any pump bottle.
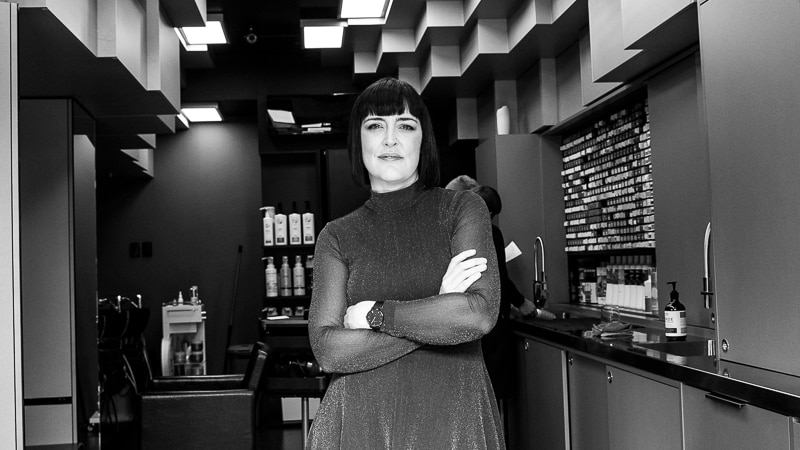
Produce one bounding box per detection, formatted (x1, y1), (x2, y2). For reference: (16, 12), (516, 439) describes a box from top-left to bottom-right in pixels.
(664, 281), (687, 341)
(289, 201), (302, 245)
(302, 200), (316, 245)
(274, 203), (288, 246)
(279, 256), (292, 296)
(293, 255), (306, 296)
(260, 206), (275, 246)
(263, 257), (278, 297)
(305, 255), (314, 295)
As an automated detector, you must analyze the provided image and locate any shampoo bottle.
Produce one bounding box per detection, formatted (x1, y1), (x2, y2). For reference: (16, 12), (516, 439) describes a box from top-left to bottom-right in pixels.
(274, 203), (288, 246)
(302, 200), (316, 245)
(260, 206), (275, 246)
(289, 201), (302, 245)
(293, 255), (306, 296)
(279, 255), (292, 297)
(664, 281), (687, 341)
(264, 257), (278, 297)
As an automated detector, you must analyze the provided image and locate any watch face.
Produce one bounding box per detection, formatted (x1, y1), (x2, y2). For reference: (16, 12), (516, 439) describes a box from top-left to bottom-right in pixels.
(367, 308), (384, 328)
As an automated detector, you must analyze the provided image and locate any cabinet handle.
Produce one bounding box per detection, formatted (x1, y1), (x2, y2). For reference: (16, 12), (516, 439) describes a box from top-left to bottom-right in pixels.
(705, 392), (747, 409)
(524, 341), (529, 351)
(607, 370), (613, 384)
(568, 355), (573, 366)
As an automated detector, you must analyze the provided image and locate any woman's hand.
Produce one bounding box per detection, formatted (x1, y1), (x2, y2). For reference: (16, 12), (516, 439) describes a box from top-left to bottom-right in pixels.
(343, 301), (376, 329)
(439, 249), (488, 294)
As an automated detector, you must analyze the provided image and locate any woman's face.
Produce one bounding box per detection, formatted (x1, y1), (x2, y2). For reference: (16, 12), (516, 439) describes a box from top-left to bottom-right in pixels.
(360, 110), (422, 193)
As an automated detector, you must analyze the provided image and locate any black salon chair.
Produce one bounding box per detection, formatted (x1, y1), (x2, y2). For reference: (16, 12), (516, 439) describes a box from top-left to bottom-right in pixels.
(140, 341), (269, 450)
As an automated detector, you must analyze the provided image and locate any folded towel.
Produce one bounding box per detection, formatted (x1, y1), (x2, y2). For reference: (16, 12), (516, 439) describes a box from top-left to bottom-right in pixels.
(588, 321), (634, 340)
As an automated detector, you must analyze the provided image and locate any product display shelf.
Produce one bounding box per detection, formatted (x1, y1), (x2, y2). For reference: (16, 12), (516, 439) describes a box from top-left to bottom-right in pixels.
(263, 243), (315, 318)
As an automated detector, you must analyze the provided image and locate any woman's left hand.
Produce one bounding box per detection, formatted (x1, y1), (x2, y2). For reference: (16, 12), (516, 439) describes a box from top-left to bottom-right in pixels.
(344, 301), (376, 329)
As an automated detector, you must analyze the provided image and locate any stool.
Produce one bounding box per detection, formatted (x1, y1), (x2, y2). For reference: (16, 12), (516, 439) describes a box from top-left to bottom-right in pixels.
(263, 372), (329, 447)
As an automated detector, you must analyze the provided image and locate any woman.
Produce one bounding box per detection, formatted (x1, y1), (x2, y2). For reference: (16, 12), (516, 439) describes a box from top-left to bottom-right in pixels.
(307, 77), (505, 449)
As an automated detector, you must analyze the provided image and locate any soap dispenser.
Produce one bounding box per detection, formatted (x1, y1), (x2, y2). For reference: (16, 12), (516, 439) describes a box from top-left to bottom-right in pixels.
(664, 281), (687, 341)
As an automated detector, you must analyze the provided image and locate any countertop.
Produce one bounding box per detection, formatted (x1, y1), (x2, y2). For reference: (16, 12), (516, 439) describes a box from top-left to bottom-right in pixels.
(511, 308), (800, 418)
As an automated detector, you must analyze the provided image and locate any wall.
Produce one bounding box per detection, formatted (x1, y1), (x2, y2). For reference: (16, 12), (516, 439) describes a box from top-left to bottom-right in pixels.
(0, 4), (24, 448)
(97, 120), (262, 375)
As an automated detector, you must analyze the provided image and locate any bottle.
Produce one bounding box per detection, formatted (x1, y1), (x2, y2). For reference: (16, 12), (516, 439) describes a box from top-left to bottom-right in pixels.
(264, 257), (278, 297)
(274, 203), (288, 246)
(289, 201), (302, 245)
(302, 200), (316, 245)
(260, 206), (275, 246)
(293, 255), (306, 296)
(305, 255), (314, 295)
(664, 281), (687, 341)
(177, 291), (184, 305)
(190, 285), (201, 305)
(279, 256), (292, 296)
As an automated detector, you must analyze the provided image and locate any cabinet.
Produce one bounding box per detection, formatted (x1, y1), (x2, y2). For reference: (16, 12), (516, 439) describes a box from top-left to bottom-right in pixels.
(510, 337), (569, 450)
(648, 52), (714, 328)
(682, 384), (792, 449)
(476, 134), (568, 305)
(567, 353), (609, 450)
(699, 0), (800, 376)
(606, 365), (682, 450)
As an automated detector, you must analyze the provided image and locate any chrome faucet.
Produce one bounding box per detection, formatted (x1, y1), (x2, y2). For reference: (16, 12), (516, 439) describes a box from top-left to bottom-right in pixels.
(533, 236), (548, 308)
(702, 222), (714, 309)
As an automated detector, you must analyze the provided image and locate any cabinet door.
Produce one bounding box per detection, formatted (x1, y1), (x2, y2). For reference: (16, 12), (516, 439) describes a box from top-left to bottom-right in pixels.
(699, 0), (800, 375)
(648, 52), (714, 328)
(682, 384), (791, 450)
(606, 366), (682, 450)
(513, 338), (569, 450)
(567, 353), (609, 450)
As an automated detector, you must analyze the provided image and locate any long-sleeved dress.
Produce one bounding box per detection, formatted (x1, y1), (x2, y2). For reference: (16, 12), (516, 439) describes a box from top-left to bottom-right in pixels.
(307, 181), (505, 449)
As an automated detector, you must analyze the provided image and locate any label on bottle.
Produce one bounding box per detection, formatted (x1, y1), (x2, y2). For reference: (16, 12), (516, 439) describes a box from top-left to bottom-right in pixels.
(303, 213), (315, 244)
(664, 310), (687, 337)
(266, 273), (278, 297)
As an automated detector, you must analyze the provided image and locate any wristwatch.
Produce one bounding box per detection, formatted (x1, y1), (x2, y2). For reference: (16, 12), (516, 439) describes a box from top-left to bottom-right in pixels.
(366, 301), (385, 331)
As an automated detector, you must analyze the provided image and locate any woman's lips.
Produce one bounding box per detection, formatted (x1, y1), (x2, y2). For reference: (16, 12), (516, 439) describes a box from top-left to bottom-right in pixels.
(378, 154), (402, 161)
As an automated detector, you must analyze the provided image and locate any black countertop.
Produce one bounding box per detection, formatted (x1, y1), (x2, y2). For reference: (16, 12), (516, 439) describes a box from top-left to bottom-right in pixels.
(512, 313), (800, 418)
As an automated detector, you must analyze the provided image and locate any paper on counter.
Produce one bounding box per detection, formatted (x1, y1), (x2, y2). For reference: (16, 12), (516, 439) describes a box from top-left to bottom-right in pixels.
(505, 241), (522, 263)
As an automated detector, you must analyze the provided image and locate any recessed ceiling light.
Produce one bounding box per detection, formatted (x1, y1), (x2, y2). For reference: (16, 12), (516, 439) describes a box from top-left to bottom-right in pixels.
(177, 14), (228, 48)
(340, 0), (390, 19)
(300, 20), (347, 48)
(181, 104), (223, 122)
(301, 20), (347, 49)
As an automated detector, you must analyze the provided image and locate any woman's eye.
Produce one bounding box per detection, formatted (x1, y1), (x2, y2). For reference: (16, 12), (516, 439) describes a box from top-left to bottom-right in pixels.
(364, 122), (383, 130)
(398, 122), (417, 131)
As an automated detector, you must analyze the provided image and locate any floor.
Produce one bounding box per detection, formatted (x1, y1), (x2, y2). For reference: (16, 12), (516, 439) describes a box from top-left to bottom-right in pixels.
(80, 423), (305, 450)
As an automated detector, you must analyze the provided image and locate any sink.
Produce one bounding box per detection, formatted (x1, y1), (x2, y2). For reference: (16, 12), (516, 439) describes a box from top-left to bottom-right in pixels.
(527, 317), (599, 333)
(634, 340), (713, 357)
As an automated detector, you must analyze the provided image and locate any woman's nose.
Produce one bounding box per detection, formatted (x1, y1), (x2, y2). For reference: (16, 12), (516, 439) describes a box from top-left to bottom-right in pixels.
(383, 128), (397, 147)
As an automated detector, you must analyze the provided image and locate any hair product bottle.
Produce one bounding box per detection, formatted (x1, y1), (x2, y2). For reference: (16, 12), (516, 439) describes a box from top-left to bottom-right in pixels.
(263, 257), (278, 297)
(274, 203), (288, 246)
(279, 256), (292, 297)
(305, 255), (314, 295)
(302, 200), (315, 245)
(289, 201), (302, 245)
(664, 281), (687, 341)
(260, 206), (275, 246)
(293, 255), (306, 296)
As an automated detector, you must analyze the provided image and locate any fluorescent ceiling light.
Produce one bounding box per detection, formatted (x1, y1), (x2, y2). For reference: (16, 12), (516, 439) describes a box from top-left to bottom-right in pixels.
(302, 20), (347, 49)
(340, 0), (390, 19)
(267, 109), (296, 124)
(176, 112), (190, 129)
(181, 104), (223, 122)
(177, 14), (228, 47)
(175, 29), (209, 52)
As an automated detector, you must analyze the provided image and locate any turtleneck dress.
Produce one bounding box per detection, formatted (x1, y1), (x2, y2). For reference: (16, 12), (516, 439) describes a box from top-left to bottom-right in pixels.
(306, 181), (505, 450)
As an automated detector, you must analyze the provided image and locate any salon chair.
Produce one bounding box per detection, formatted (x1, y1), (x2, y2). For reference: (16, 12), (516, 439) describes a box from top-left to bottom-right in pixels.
(140, 341), (269, 450)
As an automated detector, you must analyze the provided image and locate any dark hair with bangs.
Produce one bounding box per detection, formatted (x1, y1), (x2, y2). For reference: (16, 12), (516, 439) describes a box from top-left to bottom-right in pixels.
(348, 77), (440, 189)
